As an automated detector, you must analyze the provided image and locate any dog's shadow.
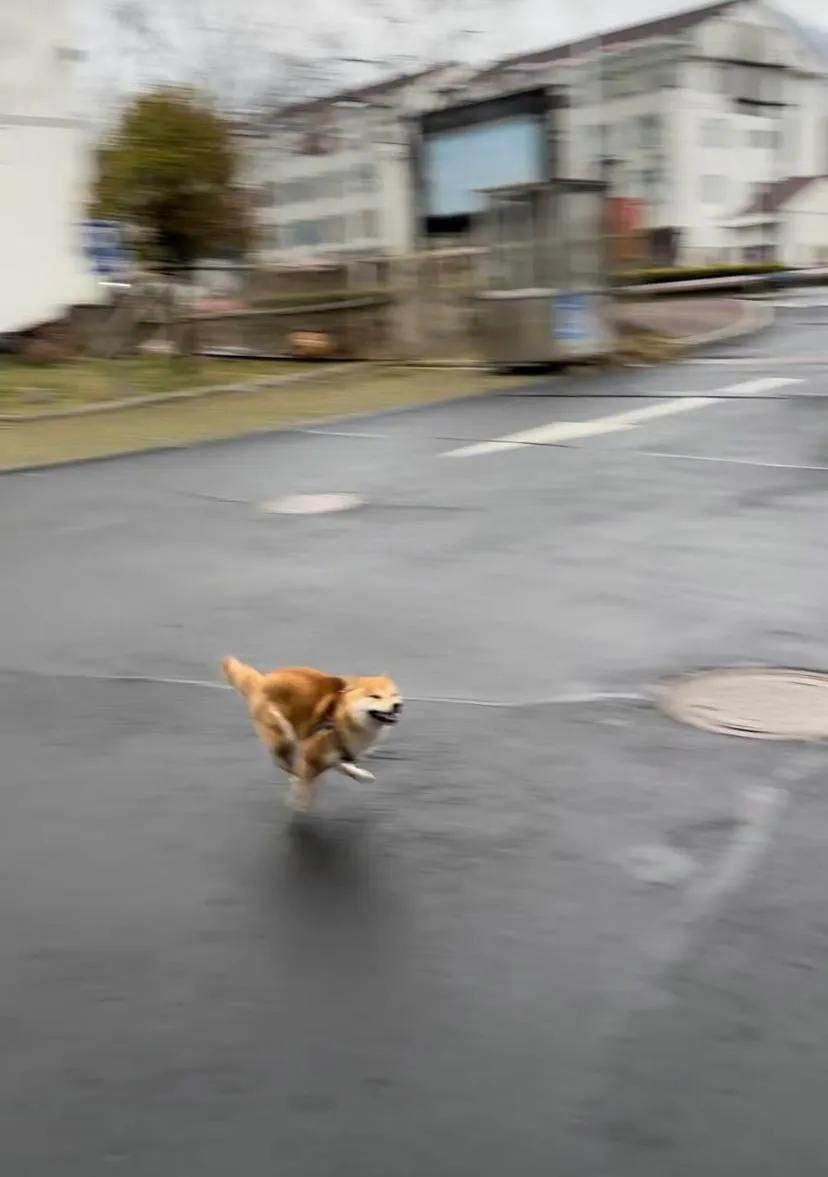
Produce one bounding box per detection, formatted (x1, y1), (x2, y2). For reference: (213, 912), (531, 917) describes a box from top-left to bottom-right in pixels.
(267, 810), (389, 911)
(285, 813), (364, 875)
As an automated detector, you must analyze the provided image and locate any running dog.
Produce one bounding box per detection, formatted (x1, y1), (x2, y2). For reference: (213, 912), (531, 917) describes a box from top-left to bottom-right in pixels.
(222, 658), (402, 812)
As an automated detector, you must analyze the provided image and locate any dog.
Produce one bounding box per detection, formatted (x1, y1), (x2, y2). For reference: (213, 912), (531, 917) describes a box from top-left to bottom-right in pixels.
(222, 658), (402, 812)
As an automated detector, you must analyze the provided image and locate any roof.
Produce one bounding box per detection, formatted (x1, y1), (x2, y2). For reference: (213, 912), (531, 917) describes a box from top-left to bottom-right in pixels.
(276, 64), (449, 120)
(742, 175), (823, 214)
(476, 0), (738, 79)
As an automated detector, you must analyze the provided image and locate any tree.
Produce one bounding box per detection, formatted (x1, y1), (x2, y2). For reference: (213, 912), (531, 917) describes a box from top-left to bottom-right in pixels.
(91, 88), (252, 268)
(80, 0), (511, 122)
(80, 0), (350, 122)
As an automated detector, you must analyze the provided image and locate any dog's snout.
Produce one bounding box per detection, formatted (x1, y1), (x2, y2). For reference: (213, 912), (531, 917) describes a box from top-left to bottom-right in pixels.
(392, 701), (402, 715)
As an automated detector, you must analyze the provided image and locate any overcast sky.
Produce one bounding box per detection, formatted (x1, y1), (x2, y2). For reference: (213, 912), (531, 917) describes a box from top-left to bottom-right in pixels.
(511, 0), (826, 52)
(77, 0), (828, 110)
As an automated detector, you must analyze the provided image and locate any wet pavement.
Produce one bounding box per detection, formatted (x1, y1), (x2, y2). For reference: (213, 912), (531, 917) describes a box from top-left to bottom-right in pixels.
(2, 303), (828, 1175)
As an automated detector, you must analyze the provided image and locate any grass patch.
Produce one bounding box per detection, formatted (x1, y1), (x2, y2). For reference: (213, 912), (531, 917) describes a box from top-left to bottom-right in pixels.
(0, 365), (526, 472)
(0, 356), (317, 418)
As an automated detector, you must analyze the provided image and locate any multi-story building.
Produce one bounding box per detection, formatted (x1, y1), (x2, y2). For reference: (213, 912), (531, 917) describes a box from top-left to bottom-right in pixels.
(470, 0), (828, 264)
(0, 2), (96, 333)
(247, 0), (828, 268)
(246, 68), (456, 264)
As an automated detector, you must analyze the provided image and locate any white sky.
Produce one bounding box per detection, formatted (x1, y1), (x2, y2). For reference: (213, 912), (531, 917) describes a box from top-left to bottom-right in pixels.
(243, 0), (828, 64)
(510, 0), (826, 53)
(76, 0), (828, 109)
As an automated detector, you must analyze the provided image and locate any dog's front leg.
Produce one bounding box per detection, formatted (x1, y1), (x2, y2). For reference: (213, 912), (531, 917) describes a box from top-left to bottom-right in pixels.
(335, 761), (375, 783)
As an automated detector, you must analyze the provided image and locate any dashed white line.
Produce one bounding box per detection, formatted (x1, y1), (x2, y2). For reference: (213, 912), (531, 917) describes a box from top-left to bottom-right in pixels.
(637, 451), (828, 472)
(715, 377), (802, 395)
(441, 377), (802, 458)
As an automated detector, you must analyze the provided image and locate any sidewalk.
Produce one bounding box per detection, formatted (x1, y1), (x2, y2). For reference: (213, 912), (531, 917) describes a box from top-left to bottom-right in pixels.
(615, 296), (768, 347)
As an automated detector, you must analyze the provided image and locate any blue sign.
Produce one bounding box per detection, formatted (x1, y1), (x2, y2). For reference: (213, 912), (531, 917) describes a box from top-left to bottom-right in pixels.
(553, 292), (594, 342)
(82, 220), (126, 276)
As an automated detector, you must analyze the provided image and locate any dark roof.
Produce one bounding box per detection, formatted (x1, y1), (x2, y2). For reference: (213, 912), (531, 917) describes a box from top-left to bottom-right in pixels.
(742, 175), (822, 214)
(476, 0), (738, 79)
(277, 64), (447, 119)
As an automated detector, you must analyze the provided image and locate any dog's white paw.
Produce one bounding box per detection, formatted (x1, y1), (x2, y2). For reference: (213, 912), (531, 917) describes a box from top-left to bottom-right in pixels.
(337, 762), (375, 783)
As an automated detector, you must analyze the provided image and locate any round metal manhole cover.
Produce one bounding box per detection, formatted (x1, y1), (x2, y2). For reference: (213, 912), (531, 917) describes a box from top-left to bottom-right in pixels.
(260, 493), (363, 516)
(662, 668), (828, 741)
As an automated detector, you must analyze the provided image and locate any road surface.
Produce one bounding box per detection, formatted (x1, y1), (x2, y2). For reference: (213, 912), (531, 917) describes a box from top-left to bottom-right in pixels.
(2, 301), (828, 1175)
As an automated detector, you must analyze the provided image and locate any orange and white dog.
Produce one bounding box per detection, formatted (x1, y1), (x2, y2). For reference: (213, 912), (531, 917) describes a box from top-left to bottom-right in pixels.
(222, 658), (402, 812)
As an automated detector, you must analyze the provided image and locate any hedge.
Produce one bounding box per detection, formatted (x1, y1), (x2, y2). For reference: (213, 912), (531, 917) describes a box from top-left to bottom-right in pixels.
(617, 263), (785, 286)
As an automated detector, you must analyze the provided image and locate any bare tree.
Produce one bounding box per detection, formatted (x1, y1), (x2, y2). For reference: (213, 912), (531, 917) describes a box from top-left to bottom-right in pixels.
(79, 0), (511, 122)
(79, 0), (348, 121)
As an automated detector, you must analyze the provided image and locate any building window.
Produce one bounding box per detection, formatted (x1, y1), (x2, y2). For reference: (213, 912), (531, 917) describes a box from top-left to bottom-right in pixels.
(639, 114), (660, 148)
(701, 118), (726, 147)
(642, 168), (661, 199)
(749, 126), (779, 149)
(702, 175), (726, 203)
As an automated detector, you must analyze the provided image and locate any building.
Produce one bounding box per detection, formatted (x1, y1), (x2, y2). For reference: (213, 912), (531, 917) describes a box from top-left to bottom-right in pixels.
(246, 0), (828, 268)
(246, 68), (456, 265)
(473, 0), (828, 265)
(726, 173), (828, 263)
(0, 3), (97, 334)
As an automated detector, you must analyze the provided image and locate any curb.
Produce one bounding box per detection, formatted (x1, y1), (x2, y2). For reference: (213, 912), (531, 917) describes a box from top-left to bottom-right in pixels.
(0, 361), (370, 424)
(0, 378), (518, 477)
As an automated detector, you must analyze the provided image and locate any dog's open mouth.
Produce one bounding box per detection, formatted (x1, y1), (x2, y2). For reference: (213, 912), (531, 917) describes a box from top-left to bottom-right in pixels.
(369, 709), (399, 725)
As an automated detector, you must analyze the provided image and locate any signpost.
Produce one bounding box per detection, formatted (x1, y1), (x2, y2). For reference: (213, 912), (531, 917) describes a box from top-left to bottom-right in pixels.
(82, 220), (126, 278)
(552, 291), (602, 347)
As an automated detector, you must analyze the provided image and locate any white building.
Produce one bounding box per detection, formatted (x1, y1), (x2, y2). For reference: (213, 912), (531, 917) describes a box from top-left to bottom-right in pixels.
(247, 0), (827, 269)
(479, 0), (828, 265)
(725, 174), (828, 263)
(0, 3), (96, 334)
(247, 69), (455, 265)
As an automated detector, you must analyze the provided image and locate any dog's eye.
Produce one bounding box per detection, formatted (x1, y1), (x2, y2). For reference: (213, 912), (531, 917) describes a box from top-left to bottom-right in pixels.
(368, 694), (381, 700)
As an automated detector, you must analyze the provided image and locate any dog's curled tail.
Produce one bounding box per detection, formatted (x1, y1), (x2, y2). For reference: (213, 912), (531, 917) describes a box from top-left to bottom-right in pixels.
(222, 656), (263, 699)
(223, 656), (296, 767)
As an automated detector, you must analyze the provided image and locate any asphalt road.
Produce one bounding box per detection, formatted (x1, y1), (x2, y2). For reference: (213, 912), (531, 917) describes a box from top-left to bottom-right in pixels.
(3, 303), (828, 1176)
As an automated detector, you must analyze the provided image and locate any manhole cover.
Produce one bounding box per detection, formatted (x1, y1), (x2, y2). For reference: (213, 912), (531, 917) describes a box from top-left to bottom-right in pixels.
(662, 668), (828, 740)
(260, 493), (363, 515)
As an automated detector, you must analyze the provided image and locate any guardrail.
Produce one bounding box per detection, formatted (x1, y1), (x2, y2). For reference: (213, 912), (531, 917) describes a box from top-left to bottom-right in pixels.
(619, 267), (828, 297)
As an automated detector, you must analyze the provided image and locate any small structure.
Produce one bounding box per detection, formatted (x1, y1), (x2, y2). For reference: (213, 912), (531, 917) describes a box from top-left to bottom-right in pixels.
(476, 179), (614, 366)
(724, 175), (828, 266)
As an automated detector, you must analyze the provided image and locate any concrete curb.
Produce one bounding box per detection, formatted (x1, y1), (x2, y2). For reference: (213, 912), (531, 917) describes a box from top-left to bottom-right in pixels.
(0, 379), (517, 477)
(0, 361), (371, 424)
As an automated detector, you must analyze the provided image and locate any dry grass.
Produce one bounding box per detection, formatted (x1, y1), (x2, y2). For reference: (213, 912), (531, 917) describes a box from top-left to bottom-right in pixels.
(0, 356), (317, 418)
(0, 365), (525, 472)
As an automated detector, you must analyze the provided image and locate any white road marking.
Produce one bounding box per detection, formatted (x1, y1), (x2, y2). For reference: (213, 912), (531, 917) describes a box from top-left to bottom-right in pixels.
(260, 493), (363, 515)
(441, 378), (801, 458)
(25, 672), (645, 710)
(649, 785), (788, 965)
(686, 357), (828, 367)
(638, 451), (828, 472)
(619, 844), (699, 886)
(716, 376), (801, 395)
(294, 429), (387, 439)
